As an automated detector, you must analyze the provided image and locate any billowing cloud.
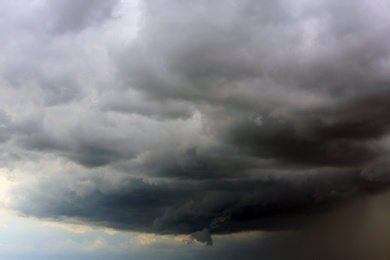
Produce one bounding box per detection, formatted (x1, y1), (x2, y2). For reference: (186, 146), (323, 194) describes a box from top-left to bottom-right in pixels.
(1, 0), (390, 258)
(187, 229), (213, 246)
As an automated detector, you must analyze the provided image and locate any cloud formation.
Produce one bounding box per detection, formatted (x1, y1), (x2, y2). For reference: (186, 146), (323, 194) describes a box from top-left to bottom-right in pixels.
(1, 1), (390, 256)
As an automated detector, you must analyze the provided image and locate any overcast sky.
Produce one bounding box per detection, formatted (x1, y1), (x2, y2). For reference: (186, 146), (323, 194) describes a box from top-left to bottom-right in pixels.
(1, 0), (390, 259)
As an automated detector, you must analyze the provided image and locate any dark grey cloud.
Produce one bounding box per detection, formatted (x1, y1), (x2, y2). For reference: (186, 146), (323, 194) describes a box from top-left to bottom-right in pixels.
(10, 166), (389, 237)
(189, 229), (213, 246)
(217, 90), (390, 167)
(115, 0), (390, 106)
(2, 1), (390, 258)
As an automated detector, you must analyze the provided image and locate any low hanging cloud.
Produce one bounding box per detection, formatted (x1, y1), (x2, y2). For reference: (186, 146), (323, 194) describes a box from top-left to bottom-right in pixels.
(186, 229), (213, 246)
(2, 0), (390, 256)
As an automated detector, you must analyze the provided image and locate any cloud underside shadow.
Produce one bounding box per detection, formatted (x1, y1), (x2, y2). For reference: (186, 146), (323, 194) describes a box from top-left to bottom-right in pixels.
(3, 0), (390, 249)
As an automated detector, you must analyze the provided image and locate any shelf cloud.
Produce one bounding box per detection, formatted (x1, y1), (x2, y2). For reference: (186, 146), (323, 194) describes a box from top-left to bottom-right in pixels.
(2, 0), (390, 258)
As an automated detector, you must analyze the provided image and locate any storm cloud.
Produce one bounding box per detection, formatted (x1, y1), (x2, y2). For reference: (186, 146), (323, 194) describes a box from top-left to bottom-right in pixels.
(2, 0), (390, 257)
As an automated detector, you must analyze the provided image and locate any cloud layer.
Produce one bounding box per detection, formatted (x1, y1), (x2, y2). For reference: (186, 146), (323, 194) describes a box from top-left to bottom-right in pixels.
(1, 0), (390, 252)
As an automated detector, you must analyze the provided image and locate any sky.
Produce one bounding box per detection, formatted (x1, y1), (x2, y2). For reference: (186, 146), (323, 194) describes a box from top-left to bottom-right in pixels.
(1, 0), (390, 259)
